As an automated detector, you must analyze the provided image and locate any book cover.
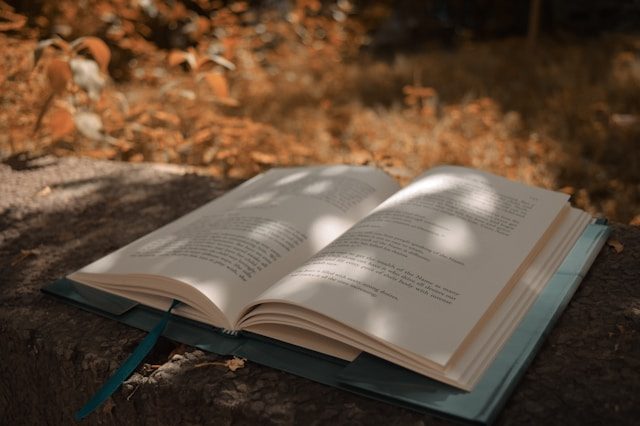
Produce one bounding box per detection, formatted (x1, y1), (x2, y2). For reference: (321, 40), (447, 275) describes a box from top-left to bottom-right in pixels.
(43, 221), (609, 424)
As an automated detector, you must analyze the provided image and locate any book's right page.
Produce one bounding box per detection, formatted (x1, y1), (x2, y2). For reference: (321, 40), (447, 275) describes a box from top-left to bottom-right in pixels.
(335, 220), (610, 424)
(249, 166), (570, 370)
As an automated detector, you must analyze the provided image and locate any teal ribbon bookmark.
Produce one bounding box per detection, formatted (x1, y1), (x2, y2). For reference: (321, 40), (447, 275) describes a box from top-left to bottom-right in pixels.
(75, 299), (180, 421)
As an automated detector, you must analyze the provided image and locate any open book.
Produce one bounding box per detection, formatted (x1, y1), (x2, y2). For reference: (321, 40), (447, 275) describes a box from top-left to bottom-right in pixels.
(67, 165), (595, 391)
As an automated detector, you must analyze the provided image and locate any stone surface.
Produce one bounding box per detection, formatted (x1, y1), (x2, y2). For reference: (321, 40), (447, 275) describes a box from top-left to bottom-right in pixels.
(1, 156), (638, 425)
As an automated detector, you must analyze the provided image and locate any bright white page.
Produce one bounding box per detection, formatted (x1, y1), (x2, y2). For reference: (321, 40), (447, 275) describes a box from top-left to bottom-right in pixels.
(70, 165), (400, 327)
(251, 166), (569, 366)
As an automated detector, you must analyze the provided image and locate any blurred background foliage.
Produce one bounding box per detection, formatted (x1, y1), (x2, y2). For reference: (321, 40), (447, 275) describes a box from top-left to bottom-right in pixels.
(1, 0), (639, 223)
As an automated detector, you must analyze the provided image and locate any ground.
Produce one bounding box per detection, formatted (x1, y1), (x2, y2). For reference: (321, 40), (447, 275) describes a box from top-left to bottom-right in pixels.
(1, 0), (639, 223)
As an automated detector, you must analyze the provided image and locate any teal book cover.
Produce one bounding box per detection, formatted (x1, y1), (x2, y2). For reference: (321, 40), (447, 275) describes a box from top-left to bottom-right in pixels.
(44, 222), (609, 424)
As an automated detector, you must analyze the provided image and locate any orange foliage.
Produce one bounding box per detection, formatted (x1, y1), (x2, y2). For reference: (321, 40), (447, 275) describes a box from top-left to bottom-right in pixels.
(0, 1), (639, 223)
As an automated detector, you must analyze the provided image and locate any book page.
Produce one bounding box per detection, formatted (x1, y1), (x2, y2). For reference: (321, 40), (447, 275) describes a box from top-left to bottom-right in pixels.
(249, 166), (569, 366)
(70, 165), (400, 327)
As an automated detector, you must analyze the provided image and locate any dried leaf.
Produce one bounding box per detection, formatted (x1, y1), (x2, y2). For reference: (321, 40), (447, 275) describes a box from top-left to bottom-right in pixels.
(196, 16), (210, 36)
(194, 356), (246, 372)
(216, 149), (235, 160)
(350, 149), (372, 165)
(129, 153), (144, 162)
(230, 2), (249, 13)
(192, 127), (215, 145)
(48, 107), (75, 140)
(71, 36), (111, 73)
(167, 50), (187, 67)
(202, 71), (229, 98)
(69, 58), (106, 100)
(183, 14), (210, 40)
(168, 49), (197, 71)
(111, 139), (133, 152)
(46, 59), (72, 94)
(0, 9), (27, 32)
(33, 93), (55, 136)
(33, 60), (72, 136)
(250, 151), (277, 164)
(33, 37), (71, 68)
(225, 357), (245, 371)
(208, 54), (236, 71)
(36, 186), (52, 197)
(607, 238), (624, 254)
(196, 56), (216, 72)
(610, 113), (638, 128)
(202, 146), (217, 163)
(98, 397), (115, 415)
(168, 344), (188, 360)
(559, 186), (575, 195)
(151, 111), (181, 127)
(74, 111), (105, 141)
(214, 97), (240, 107)
(11, 248), (41, 266)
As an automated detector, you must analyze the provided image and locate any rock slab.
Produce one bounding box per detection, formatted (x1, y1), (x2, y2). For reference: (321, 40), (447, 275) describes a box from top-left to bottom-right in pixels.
(1, 156), (639, 425)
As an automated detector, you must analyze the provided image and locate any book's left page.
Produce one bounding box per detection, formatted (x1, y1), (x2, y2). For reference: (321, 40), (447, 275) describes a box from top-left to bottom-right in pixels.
(69, 165), (400, 329)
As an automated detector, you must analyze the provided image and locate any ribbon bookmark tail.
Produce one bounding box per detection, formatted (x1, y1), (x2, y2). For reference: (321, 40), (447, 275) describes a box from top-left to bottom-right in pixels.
(75, 299), (180, 421)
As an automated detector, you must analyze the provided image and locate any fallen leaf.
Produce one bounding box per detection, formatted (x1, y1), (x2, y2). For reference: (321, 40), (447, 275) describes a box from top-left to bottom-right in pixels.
(71, 36), (111, 73)
(36, 186), (52, 197)
(168, 344), (188, 360)
(607, 238), (624, 254)
(202, 146), (217, 163)
(208, 54), (236, 71)
(196, 15), (210, 37)
(33, 37), (71, 68)
(129, 153), (144, 162)
(194, 356), (246, 372)
(559, 186), (575, 195)
(230, 1), (249, 13)
(74, 111), (106, 141)
(47, 59), (72, 94)
(202, 71), (229, 98)
(215, 149), (235, 160)
(214, 97), (240, 107)
(167, 50), (187, 68)
(111, 139), (133, 152)
(33, 60), (72, 135)
(183, 13), (210, 40)
(250, 151), (277, 164)
(151, 110), (181, 127)
(350, 149), (372, 164)
(167, 49), (197, 71)
(225, 357), (246, 371)
(0, 8), (27, 32)
(192, 127), (215, 145)
(98, 397), (115, 415)
(610, 113), (638, 128)
(11, 248), (41, 266)
(48, 107), (75, 140)
(69, 57), (106, 100)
